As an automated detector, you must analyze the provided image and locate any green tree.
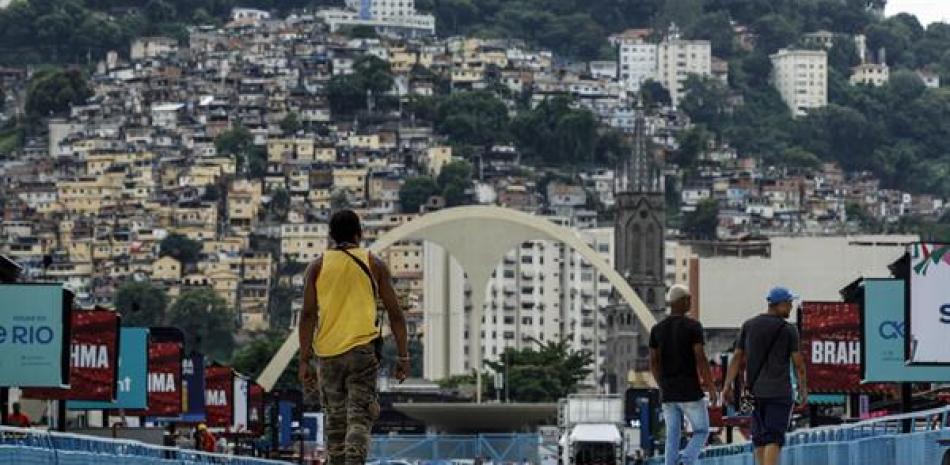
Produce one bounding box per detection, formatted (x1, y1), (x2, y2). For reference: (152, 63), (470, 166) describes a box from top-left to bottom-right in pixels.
(114, 281), (168, 327)
(160, 233), (202, 264)
(231, 332), (298, 389)
(166, 289), (237, 361)
(640, 80), (672, 108)
(436, 91), (510, 147)
(25, 68), (91, 120)
(399, 176), (439, 213)
(682, 198), (719, 240)
(437, 160), (473, 207)
(679, 75), (731, 136)
(279, 112), (301, 134)
(268, 284), (295, 331)
(686, 11), (736, 58)
(512, 95), (598, 165)
(752, 14), (798, 54)
(673, 126), (710, 170)
(269, 188), (290, 220)
(326, 76), (364, 117)
(484, 339), (593, 402)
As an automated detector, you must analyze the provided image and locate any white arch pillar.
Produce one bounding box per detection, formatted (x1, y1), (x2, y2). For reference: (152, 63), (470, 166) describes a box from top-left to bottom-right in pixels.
(257, 206), (658, 393)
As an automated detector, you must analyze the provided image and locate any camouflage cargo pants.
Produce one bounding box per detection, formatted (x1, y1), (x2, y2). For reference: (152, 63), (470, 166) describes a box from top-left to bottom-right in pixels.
(319, 343), (380, 465)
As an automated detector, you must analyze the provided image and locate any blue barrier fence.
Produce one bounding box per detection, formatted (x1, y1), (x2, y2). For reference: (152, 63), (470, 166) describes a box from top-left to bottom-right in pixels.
(0, 426), (291, 465)
(369, 434), (540, 463)
(649, 406), (950, 465)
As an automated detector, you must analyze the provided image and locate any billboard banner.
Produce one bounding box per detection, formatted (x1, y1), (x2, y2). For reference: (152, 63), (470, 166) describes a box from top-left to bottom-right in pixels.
(908, 243), (950, 364)
(182, 353), (206, 422)
(800, 302), (867, 392)
(205, 365), (233, 427)
(248, 383), (264, 434)
(233, 375), (249, 431)
(142, 341), (183, 416)
(862, 279), (950, 382)
(0, 284), (69, 387)
(70, 327), (149, 410)
(23, 309), (120, 401)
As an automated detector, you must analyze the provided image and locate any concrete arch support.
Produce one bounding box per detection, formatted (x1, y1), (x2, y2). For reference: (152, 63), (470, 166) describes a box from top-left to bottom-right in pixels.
(257, 206), (657, 392)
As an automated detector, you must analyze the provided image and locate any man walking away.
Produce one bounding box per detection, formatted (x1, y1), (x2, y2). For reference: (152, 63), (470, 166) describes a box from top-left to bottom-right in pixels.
(649, 284), (718, 465)
(722, 287), (808, 465)
(298, 209), (410, 465)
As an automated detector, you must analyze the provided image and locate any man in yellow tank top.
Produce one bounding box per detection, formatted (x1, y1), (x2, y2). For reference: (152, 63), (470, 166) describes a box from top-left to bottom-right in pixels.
(298, 210), (409, 465)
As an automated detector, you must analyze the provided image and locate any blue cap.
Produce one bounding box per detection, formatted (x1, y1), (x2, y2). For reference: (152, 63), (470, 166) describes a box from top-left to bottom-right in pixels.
(766, 287), (798, 304)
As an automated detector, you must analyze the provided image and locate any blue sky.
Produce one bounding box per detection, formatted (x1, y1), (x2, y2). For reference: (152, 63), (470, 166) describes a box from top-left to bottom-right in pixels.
(886, 0), (950, 26)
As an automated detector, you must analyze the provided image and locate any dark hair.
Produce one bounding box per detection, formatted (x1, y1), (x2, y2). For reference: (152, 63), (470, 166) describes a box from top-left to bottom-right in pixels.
(329, 209), (362, 244)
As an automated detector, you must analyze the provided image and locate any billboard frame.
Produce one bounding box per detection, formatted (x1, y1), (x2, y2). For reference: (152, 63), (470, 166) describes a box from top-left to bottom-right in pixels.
(905, 242), (950, 366)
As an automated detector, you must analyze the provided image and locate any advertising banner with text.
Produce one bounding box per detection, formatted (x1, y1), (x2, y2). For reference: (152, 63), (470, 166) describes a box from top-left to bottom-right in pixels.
(800, 302), (865, 392)
(139, 340), (184, 416)
(70, 327), (149, 410)
(908, 243), (950, 364)
(182, 353), (206, 422)
(23, 309), (119, 401)
(205, 364), (233, 427)
(0, 284), (69, 387)
(862, 279), (950, 382)
(249, 383), (264, 434)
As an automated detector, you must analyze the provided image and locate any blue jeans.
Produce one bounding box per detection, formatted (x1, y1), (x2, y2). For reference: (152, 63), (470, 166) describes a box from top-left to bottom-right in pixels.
(662, 399), (710, 465)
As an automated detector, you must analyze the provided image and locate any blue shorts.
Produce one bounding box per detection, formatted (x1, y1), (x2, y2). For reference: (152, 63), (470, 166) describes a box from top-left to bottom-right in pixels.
(751, 398), (792, 447)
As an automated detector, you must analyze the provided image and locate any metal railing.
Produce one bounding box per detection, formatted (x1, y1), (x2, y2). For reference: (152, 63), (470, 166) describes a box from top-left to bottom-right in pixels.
(648, 406), (950, 465)
(0, 425), (291, 465)
(369, 434), (540, 463)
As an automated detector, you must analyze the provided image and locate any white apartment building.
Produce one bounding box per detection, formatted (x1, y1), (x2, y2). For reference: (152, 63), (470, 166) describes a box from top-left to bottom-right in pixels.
(322, 0), (435, 36)
(770, 49), (828, 117)
(345, 0), (416, 18)
(423, 226), (615, 385)
(850, 62), (889, 87)
(656, 38), (712, 106)
(617, 38), (658, 93)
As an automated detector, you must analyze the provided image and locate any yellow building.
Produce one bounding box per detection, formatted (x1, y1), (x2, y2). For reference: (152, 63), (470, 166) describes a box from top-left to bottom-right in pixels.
(280, 223), (328, 262)
(332, 168), (368, 201)
(152, 256), (182, 281)
(57, 177), (122, 214)
(345, 134), (381, 150)
(228, 179), (263, 230)
(426, 146), (453, 176)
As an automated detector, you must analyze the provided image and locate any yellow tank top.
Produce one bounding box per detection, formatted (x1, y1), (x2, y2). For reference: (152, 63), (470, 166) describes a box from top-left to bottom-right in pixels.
(314, 248), (380, 357)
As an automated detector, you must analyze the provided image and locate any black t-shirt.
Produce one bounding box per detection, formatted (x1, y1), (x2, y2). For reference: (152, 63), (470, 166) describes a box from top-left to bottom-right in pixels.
(648, 314), (705, 403)
(737, 314), (799, 400)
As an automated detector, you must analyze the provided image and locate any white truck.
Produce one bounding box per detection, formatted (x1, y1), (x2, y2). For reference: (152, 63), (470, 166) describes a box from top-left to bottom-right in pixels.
(557, 395), (630, 465)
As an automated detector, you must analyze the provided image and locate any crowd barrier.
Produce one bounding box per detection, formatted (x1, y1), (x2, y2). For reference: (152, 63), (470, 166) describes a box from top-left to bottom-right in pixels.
(369, 434), (541, 463)
(649, 406), (950, 465)
(0, 425), (291, 465)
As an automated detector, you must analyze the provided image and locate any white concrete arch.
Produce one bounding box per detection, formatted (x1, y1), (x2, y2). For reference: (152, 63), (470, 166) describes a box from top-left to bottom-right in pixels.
(257, 206), (657, 392)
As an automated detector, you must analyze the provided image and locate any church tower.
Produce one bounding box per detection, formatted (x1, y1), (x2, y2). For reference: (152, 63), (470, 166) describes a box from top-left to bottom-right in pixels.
(610, 108), (666, 378)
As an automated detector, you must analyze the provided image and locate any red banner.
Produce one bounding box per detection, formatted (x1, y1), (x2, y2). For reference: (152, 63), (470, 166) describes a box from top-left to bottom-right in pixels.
(248, 383), (264, 434)
(23, 309), (120, 401)
(205, 365), (233, 427)
(800, 302), (883, 393)
(142, 341), (184, 416)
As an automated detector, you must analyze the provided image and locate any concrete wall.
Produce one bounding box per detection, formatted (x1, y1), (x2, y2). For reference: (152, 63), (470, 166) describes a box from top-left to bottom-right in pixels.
(697, 235), (916, 329)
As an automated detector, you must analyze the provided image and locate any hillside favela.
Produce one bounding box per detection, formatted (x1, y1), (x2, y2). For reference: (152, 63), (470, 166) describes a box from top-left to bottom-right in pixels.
(0, 0), (949, 464)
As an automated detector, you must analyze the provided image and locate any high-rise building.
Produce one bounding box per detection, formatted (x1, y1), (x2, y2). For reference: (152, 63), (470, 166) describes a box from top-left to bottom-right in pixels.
(345, 0), (417, 19)
(656, 35), (712, 106)
(770, 48), (828, 117)
(615, 28), (711, 106)
(422, 227), (615, 385)
(616, 33), (658, 93)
